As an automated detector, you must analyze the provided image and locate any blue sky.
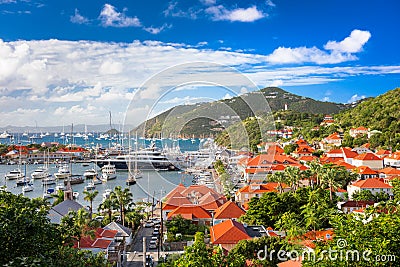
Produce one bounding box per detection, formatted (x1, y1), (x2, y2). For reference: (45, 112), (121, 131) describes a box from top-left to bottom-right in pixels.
(0, 0), (399, 127)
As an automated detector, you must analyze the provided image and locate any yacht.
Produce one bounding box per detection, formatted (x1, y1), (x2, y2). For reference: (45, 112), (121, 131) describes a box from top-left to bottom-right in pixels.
(42, 176), (56, 186)
(95, 144), (178, 171)
(22, 184), (34, 193)
(102, 189), (112, 201)
(31, 166), (50, 179)
(101, 163), (117, 181)
(83, 168), (98, 179)
(16, 177), (32, 186)
(54, 164), (71, 179)
(84, 181), (96, 191)
(0, 131), (11, 139)
(55, 183), (65, 191)
(5, 169), (24, 180)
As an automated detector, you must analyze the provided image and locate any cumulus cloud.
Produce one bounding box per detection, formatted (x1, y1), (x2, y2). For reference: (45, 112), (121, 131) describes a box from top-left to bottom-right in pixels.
(205, 5), (266, 22)
(347, 94), (366, 103)
(324, 29), (371, 53)
(70, 8), (89, 24)
(143, 23), (172, 34)
(0, 37), (398, 126)
(266, 30), (371, 64)
(99, 4), (141, 27)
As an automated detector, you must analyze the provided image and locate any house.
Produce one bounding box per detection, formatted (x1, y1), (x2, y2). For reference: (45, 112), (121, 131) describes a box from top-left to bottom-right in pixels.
(162, 184), (226, 220)
(353, 166), (379, 179)
(378, 167), (400, 180)
(352, 153), (383, 170)
(167, 205), (212, 225)
(375, 149), (391, 159)
(342, 147), (359, 165)
(333, 160), (356, 171)
(292, 145), (314, 158)
(349, 126), (369, 138)
(347, 178), (393, 200)
(75, 228), (121, 266)
(320, 115), (334, 126)
(104, 221), (133, 247)
(325, 148), (343, 158)
(320, 132), (342, 150)
(213, 200), (245, 225)
(384, 151), (400, 167)
(210, 219), (267, 251)
(47, 199), (84, 224)
(235, 183), (288, 207)
(337, 200), (375, 214)
(352, 146), (372, 155)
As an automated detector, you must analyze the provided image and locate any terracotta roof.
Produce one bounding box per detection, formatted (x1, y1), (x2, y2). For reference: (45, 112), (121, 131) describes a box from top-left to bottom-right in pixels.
(210, 219), (250, 244)
(354, 152), (381, 161)
(334, 160), (356, 170)
(237, 183), (286, 194)
(385, 151), (400, 160)
(379, 167), (400, 175)
(351, 178), (392, 189)
(167, 205), (212, 220)
(96, 228), (118, 239)
(327, 149), (342, 154)
(91, 238), (113, 249)
(298, 156), (317, 162)
(164, 183), (186, 199)
(295, 146), (315, 154)
(326, 187), (347, 193)
(342, 147), (358, 158)
(214, 201), (245, 219)
(340, 200), (375, 208)
(198, 192), (225, 211)
(320, 157), (344, 164)
(325, 132), (341, 140)
(277, 259), (302, 267)
(376, 149), (391, 155)
(354, 166), (378, 175)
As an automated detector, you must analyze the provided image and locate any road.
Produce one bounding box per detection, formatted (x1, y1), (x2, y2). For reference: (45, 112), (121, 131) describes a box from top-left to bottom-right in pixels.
(126, 224), (163, 267)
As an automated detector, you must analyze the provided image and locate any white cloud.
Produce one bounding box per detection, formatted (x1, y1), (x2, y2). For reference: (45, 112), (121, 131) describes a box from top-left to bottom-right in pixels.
(70, 8), (89, 24)
(324, 30), (371, 53)
(222, 93), (233, 99)
(0, 0), (16, 3)
(206, 5), (266, 22)
(240, 87), (248, 94)
(99, 4), (141, 27)
(200, 0), (216, 5)
(0, 38), (398, 126)
(163, 1), (200, 19)
(322, 96), (330, 102)
(347, 94), (366, 103)
(266, 30), (371, 64)
(270, 79), (283, 87)
(144, 23), (172, 34)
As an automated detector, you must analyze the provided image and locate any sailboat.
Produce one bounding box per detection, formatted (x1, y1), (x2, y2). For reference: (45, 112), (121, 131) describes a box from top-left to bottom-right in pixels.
(22, 164), (33, 193)
(126, 132), (139, 185)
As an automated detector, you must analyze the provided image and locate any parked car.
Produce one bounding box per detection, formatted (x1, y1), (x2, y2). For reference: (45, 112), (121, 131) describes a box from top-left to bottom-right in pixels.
(94, 216), (104, 222)
(152, 230), (159, 236)
(144, 222), (154, 228)
(149, 240), (157, 249)
(145, 255), (154, 266)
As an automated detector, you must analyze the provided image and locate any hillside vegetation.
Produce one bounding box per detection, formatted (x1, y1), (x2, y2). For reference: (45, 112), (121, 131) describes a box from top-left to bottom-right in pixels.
(134, 87), (349, 138)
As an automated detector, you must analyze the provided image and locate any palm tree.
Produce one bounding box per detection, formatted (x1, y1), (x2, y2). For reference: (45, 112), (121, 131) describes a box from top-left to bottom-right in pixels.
(60, 208), (95, 248)
(83, 190), (99, 218)
(284, 166), (301, 192)
(321, 167), (341, 201)
(111, 186), (133, 226)
(99, 198), (116, 223)
(125, 210), (144, 230)
(52, 190), (64, 206)
(268, 171), (286, 193)
(308, 160), (323, 187)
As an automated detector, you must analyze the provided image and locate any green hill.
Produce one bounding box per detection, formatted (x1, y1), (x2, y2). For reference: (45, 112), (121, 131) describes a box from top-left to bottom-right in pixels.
(335, 87), (400, 149)
(133, 87), (352, 138)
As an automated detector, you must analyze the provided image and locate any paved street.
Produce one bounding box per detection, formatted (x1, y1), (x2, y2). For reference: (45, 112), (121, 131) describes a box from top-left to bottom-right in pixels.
(126, 224), (162, 267)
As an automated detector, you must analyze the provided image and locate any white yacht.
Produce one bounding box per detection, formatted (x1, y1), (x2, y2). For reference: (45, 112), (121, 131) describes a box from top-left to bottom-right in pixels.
(42, 176), (56, 185)
(31, 166), (50, 179)
(54, 164), (71, 179)
(5, 169), (24, 180)
(101, 163), (117, 181)
(22, 184), (34, 193)
(84, 181), (96, 191)
(0, 131), (11, 139)
(83, 168), (98, 179)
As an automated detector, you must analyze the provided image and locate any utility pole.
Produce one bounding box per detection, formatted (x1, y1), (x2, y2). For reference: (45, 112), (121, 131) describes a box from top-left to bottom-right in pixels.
(143, 237), (146, 267)
(159, 189), (164, 262)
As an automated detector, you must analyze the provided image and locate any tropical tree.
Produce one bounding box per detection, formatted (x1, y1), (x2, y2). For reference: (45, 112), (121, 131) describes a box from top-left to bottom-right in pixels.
(125, 209), (144, 230)
(59, 208), (97, 248)
(83, 190), (99, 218)
(53, 189), (65, 206)
(268, 171), (287, 193)
(284, 166), (301, 192)
(98, 197), (116, 223)
(321, 166), (341, 201)
(110, 186), (134, 226)
(308, 160), (323, 187)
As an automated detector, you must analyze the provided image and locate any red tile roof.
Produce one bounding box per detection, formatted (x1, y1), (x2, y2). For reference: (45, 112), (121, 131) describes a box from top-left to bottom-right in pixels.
(334, 160), (356, 170)
(352, 178), (392, 189)
(91, 238), (113, 249)
(210, 219), (250, 244)
(167, 205), (212, 220)
(354, 152), (381, 161)
(376, 149), (391, 156)
(164, 183), (186, 199)
(277, 259), (302, 267)
(327, 148), (342, 154)
(325, 132), (341, 140)
(214, 201), (245, 219)
(379, 167), (400, 175)
(298, 156), (317, 162)
(354, 166), (378, 175)
(342, 147), (358, 158)
(237, 183), (286, 194)
(385, 152), (400, 160)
